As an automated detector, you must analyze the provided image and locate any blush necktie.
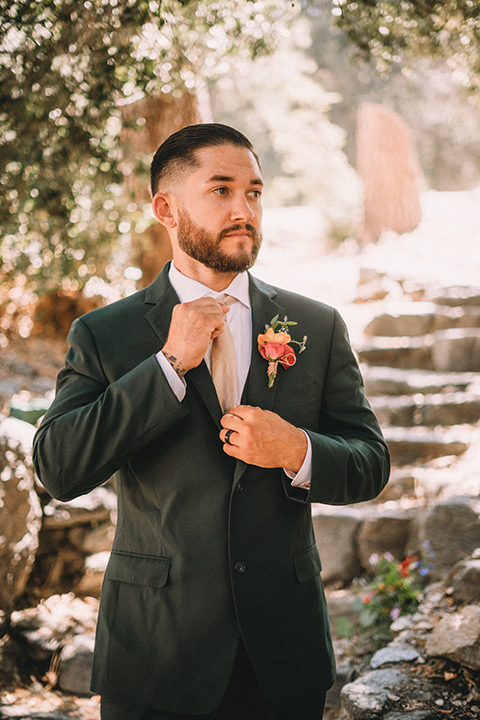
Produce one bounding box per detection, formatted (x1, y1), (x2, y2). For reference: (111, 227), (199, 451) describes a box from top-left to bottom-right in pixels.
(211, 294), (238, 413)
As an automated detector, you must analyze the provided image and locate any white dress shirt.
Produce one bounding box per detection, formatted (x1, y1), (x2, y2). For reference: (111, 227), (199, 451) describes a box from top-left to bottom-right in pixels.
(156, 262), (312, 488)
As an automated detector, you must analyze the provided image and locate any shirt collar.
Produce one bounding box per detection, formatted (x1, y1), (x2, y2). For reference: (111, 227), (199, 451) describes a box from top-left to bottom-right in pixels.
(168, 261), (251, 309)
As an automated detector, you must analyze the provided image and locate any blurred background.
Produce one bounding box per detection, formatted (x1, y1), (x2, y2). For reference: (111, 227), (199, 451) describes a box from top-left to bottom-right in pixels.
(1, 0), (480, 341)
(1, 2), (480, 717)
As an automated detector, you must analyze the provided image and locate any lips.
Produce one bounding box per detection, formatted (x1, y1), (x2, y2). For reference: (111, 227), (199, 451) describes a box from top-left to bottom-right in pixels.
(220, 224), (255, 241)
(221, 228), (253, 241)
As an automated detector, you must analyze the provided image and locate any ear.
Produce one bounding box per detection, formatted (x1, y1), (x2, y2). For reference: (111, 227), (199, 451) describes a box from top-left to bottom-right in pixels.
(152, 192), (177, 229)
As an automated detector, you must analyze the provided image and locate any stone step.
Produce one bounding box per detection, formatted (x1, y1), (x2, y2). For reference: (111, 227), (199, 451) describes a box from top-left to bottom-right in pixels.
(433, 328), (480, 372)
(357, 336), (434, 370)
(358, 328), (480, 372)
(362, 365), (479, 396)
(370, 391), (480, 427)
(383, 426), (470, 465)
(426, 284), (480, 307)
(363, 302), (480, 337)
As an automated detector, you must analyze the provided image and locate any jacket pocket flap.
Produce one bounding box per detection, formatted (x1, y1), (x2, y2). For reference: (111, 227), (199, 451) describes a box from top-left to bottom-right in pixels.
(107, 551), (171, 589)
(293, 545), (322, 583)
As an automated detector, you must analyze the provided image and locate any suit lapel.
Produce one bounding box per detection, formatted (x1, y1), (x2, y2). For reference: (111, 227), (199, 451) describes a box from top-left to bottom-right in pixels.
(186, 363), (223, 428)
(232, 275), (287, 488)
(243, 274), (286, 411)
(144, 264), (223, 429)
(144, 263), (180, 349)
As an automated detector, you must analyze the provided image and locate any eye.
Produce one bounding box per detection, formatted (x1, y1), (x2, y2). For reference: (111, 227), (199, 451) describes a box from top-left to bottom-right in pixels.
(213, 187), (228, 195)
(249, 189), (262, 199)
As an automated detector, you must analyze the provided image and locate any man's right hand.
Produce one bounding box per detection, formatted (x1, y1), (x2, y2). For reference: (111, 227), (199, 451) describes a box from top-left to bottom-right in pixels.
(161, 298), (228, 377)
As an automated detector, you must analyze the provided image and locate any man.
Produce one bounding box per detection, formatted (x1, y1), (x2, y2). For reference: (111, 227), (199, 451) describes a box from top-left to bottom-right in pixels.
(33, 123), (389, 720)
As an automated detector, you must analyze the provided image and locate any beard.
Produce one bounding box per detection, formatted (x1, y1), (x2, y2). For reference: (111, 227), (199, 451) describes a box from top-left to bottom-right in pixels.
(176, 207), (262, 273)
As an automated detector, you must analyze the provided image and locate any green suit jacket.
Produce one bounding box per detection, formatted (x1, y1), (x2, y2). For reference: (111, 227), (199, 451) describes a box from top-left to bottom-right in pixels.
(33, 265), (389, 714)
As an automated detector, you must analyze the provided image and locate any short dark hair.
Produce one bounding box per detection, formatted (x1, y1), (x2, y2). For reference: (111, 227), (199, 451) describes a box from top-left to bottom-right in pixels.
(150, 123), (259, 196)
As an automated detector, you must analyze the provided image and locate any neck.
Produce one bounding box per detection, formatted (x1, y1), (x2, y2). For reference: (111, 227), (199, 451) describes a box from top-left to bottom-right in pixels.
(173, 253), (239, 292)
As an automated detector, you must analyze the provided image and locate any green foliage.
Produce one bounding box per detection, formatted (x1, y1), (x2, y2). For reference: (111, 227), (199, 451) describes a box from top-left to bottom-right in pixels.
(330, 0), (480, 92)
(335, 614), (355, 639)
(0, 0), (290, 336)
(0, 0), (146, 305)
(348, 550), (432, 650)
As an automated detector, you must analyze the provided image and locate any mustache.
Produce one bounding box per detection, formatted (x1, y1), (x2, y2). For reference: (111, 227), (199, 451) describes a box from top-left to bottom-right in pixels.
(218, 224), (259, 241)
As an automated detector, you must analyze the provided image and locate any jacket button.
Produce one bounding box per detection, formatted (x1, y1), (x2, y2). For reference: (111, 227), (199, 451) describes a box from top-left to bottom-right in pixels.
(234, 561), (247, 574)
(234, 482), (243, 493)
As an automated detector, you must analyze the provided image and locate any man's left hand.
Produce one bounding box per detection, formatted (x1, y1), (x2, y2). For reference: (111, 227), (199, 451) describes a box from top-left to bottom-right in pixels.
(220, 405), (307, 473)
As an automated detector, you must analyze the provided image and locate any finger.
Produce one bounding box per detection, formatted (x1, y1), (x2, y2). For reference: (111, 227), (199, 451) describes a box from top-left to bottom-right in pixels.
(220, 428), (238, 445)
(220, 412), (244, 429)
(193, 297), (224, 308)
(225, 405), (247, 416)
(196, 298), (229, 315)
(222, 441), (238, 458)
(225, 405), (256, 421)
(186, 298), (225, 319)
(210, 317), (227, 339)
(221, 407), (250, 425)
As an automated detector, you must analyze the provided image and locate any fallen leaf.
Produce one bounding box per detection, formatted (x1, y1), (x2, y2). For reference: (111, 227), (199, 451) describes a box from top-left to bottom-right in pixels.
(444, 671), (457, 681)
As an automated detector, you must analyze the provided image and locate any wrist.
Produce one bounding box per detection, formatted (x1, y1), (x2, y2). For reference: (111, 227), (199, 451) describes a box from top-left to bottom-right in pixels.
(161, 347), (187, 378)
(283, 427), (308, 473)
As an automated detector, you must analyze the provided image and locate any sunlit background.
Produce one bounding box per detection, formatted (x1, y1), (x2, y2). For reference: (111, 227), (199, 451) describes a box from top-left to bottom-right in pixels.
(1, 0), (480, 344)
(2, 3), (480, 715)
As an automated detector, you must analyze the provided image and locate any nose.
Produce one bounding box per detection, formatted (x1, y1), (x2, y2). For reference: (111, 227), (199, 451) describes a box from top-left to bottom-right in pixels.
(230, 194), (255, 223)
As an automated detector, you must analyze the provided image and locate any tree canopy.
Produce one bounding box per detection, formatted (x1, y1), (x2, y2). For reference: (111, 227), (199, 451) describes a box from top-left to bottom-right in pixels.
(330, 0), (480, 92)
(304, 2), (480, 191)
(0, 0), (290, 337)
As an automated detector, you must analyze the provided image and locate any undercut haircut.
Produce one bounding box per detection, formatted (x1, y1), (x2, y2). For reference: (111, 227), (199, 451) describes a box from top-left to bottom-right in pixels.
(150, 123), (259, 196)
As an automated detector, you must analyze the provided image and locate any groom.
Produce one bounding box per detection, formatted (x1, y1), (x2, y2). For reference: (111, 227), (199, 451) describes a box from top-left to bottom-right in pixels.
(33, 123), (389, 720)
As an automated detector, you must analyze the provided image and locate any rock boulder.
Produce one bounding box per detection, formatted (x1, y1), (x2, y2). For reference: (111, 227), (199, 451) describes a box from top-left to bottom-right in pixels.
(425, 604), (480, 670)
(58, 633), (95, 696)
(312, 507), (362, 584)
(0, 415), (42, 621)
(422, 496), (480, 579)
(448, 552), (480, 604)
(357, 511), (413, 569)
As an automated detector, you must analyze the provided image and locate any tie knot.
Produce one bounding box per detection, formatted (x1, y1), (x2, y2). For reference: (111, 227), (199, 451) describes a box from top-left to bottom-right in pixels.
(220, 293), (237, 307)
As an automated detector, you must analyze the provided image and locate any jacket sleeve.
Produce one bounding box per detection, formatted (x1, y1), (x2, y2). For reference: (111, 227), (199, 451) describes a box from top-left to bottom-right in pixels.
(283, 308), (390, 505)
(33, 316), (189, 502)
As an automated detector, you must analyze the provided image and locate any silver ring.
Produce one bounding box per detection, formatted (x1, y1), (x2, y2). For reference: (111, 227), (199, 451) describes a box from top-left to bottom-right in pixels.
(224, 429), (234, 445)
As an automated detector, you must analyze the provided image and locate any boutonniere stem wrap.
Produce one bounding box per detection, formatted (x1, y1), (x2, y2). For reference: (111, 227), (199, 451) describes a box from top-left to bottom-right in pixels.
(257, 315), (307, 388)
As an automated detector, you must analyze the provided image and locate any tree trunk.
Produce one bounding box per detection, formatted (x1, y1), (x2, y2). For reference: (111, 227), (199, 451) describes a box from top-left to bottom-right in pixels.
(356, 102), (424, 243)
(121, 85), (213, 286)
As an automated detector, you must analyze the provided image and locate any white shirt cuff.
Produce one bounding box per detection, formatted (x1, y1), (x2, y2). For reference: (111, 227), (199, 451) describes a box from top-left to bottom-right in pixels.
(156, 350), (187, 402)
(284, 430), (312, 490)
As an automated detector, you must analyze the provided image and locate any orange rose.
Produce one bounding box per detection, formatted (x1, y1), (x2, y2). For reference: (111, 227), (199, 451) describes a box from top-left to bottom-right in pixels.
(257, 328), (291, 349)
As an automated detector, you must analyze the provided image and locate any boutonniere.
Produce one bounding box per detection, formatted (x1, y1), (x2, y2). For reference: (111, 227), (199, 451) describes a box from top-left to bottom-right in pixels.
(257, 315), (307, 388)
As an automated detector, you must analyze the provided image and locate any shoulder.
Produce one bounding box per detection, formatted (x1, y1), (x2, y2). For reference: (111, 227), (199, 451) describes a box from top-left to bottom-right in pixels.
(64, 288), (151, 359)
(75, 265), (172, 334)
(250, 274), (338, 321)
(74, 286), (148, 332)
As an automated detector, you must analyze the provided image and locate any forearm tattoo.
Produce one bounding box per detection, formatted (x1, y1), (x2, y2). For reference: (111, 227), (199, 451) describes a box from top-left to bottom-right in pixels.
(162, 351), (187, 378)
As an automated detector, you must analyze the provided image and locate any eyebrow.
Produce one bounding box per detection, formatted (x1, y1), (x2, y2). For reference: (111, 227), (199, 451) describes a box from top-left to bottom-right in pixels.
(207, 174), (264, 186)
